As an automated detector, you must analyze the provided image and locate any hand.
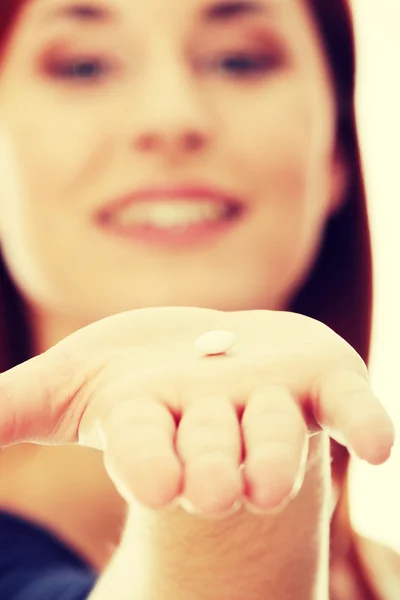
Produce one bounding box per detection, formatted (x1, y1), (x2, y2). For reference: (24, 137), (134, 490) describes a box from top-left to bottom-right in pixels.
(0, 307), (395, 517)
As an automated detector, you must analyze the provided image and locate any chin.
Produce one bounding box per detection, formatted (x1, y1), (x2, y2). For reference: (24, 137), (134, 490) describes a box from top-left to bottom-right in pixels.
(82, 291), (279, 319)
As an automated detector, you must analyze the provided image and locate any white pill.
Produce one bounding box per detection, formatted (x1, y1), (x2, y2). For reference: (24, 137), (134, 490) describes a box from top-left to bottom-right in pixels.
(194, 330), (237, 355)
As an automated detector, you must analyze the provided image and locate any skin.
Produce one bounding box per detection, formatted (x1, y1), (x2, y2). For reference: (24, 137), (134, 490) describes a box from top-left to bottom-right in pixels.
(0, 0), (347, 571)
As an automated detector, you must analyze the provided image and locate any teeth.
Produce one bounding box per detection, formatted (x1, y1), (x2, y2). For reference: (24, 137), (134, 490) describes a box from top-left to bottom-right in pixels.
(109, 201), (230, 228)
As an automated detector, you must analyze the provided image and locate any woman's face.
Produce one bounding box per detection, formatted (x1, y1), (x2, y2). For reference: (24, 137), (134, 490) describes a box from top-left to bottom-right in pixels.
(0, 0), (346, 346)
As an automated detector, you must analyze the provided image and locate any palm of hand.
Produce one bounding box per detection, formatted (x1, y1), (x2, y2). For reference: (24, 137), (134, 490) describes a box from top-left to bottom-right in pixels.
(0, 307), (395, 517)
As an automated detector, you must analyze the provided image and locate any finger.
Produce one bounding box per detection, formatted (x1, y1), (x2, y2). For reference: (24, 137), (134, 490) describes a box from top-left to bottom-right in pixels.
(312, 369), (396, 464)
(0, 347), (81, 446)
(99, 397), (182, 508)
(242, 385), (309, 512)
(176, 396), (243, 517)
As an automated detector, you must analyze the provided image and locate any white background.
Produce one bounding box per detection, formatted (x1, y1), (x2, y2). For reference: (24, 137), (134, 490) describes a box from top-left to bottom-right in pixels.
(349, 0), (400, 552)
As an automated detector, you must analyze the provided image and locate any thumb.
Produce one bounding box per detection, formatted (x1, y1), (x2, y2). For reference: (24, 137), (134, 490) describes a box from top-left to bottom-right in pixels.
(0, 346), (84, 447)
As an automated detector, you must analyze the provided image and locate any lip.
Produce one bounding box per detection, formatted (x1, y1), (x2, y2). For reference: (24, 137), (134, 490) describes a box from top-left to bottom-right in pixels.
(95, 183), (246, 219)
(93, 183), (248, 250)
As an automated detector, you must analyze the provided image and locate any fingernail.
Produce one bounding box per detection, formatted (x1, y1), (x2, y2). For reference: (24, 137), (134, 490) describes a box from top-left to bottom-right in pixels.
(243, 492), (294, 516)
(178, 496), (201, 515)
(178, 496), (243, 520)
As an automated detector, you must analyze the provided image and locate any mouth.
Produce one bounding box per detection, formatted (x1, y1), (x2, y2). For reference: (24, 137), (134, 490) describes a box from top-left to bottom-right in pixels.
(94, 184), (248, 249)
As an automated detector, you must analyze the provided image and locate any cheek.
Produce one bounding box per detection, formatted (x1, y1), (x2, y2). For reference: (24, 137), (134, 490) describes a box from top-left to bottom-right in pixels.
(0, 91), (105, 206)
(222, 87), (334, 299)
(0, 110), (96, 292)
(225, 87), (313, 193)
(225, 80), (334, 220)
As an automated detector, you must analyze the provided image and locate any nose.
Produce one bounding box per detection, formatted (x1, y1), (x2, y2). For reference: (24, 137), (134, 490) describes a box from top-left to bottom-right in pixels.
(135, 129), (205, 154)
(128, 63), (213, 159)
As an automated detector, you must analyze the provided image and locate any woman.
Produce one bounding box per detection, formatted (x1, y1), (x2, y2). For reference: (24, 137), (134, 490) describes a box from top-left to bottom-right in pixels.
(0, 0), (398, 598)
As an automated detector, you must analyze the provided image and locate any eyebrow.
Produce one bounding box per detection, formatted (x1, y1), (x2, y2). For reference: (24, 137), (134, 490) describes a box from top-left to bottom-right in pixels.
(44, 2), (113, 24)
(204, 1), (276, 21)
(43, 0), (277, 26)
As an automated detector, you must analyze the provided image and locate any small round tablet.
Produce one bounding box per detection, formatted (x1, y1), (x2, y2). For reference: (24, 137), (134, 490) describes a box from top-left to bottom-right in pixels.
(194, 330), (237, 356)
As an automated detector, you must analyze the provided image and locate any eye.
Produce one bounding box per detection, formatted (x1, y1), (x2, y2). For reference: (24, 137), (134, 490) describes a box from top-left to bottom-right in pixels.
(48, 58), (111, 82)
(204, 52), (281, 78)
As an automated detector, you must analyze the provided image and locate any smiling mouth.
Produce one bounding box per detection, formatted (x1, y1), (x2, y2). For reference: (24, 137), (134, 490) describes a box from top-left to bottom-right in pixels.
(95, 197), (247, 249)
(98, 198), (244, 229)
(94, 182), (248, 248)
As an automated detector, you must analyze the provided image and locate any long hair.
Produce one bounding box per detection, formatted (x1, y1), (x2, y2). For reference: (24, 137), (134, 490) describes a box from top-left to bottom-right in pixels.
(0, 1), (34, 372)
(290, 0), (375, 596)
(0, 0), (376, 596)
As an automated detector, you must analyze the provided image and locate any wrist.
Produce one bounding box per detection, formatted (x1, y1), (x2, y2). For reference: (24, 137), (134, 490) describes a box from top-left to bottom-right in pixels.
(121, 434), (331, 600)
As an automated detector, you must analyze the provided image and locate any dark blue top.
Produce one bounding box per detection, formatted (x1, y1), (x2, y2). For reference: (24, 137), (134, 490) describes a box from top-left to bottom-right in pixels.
(0, 511), (97, 599)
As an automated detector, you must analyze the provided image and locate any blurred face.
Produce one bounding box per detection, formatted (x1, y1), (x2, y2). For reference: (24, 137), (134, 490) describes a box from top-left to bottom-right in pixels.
(0, 0), (346, 349)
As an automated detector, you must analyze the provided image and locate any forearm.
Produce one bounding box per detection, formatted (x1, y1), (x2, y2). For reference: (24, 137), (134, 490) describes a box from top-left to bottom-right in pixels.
(89, 434), (331, 600)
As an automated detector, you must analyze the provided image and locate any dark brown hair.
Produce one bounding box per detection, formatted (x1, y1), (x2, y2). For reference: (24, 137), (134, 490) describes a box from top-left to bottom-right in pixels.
(0, 0), (377, 596)
(0, 1), (34, 372)
(291, 1), (376, 596)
